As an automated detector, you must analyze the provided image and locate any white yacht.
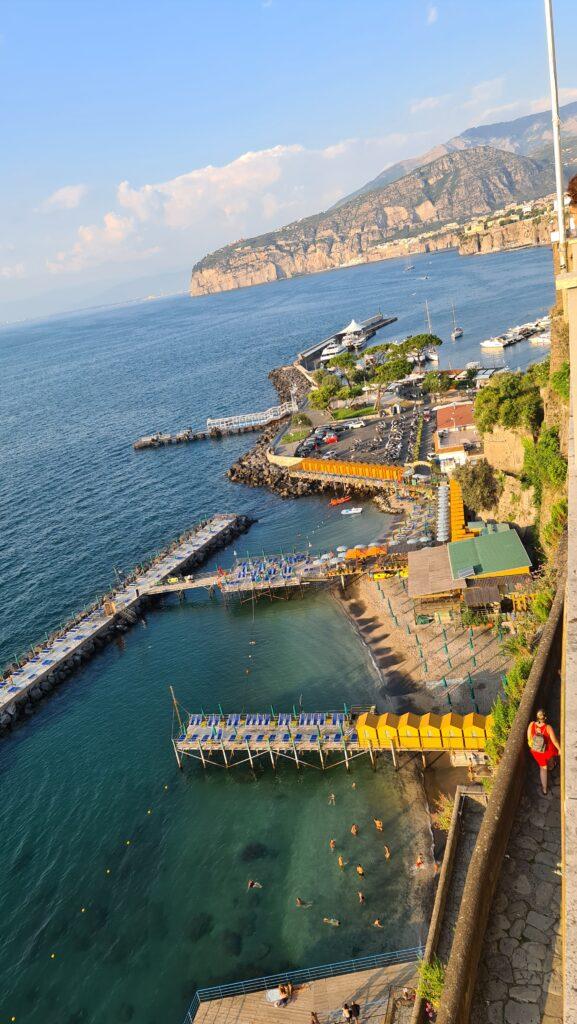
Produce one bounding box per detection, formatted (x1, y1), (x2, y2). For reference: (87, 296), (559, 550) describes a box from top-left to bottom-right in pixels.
(320, 341), (347, 363)
(480, 337), (505, 350)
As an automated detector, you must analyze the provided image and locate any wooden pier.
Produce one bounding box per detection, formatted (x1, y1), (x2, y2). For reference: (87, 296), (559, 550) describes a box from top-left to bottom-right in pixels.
(173, 705), (492, 772)
(0, 514), (253, 732)
(133, 397), (298, 450)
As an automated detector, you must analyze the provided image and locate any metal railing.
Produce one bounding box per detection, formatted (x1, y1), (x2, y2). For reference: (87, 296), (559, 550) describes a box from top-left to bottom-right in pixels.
(182, 946), (423, 1023)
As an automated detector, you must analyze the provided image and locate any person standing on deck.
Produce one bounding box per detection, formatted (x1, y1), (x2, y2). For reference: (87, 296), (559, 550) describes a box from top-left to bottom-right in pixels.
(527, 709), (560, 795)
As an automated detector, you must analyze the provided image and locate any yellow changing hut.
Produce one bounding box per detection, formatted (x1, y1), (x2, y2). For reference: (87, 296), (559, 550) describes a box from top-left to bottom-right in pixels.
(356, 712), (380, 748)
(441, 712), (464, 750)
(463, 712), (486, 750)
(419, 712), (443, 750)
(398, 712), (421, 749)
(377, 712), (400, 748)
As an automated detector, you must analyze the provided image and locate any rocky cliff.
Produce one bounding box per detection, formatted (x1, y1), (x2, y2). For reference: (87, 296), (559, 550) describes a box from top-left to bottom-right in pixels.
(190, 147), (553, 297)
(458, 214), (554, 256)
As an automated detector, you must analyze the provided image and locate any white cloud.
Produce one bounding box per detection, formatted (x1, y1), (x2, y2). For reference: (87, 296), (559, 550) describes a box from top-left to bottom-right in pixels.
(410, 94), (449, 115)
(46, 212), (141, 274)
(461, 77), (505, 110)
(42, 184), (88, 211)
(45, 131), (431, 276)
(426, 4), (438, 25)
(0, 262), (25, 279)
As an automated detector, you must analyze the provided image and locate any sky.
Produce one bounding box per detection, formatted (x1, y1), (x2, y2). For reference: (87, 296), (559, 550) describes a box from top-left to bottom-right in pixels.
(1, 0), (576, 322)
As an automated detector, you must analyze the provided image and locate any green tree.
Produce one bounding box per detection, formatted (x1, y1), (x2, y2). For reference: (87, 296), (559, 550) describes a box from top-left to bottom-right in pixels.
(522, 427), (567, 503)
(328, 351), (357, 386)
(309, 375), (340, 410)
(371, 355), (412, 408)
(401, 333), (443, 360)
(551, 361), (570, 402)
(453, 459), (502, 513)
(421, 371), (452, 394)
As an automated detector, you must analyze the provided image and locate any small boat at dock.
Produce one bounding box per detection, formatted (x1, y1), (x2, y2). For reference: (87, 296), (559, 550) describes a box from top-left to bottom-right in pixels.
(480, 336), (505, 350)
(341, 507), (363, 516)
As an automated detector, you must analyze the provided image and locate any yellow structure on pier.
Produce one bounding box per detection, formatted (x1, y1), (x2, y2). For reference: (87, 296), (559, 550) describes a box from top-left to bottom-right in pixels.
(298, 458), (405, 482)
(356, 709), (492, 752)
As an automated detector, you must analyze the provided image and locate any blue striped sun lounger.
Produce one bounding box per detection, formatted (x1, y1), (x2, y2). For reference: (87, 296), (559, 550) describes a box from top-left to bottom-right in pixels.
(243, 733), (252, 742)
(189, 714), (203, 727)
(350, 732), (358, 742)
(269, 733), (277, 743)
(309, 734), (319, 744)
(227, 714), (241, 727)
(256, 734), (264, 743)
(206, 714), (220, 727)
(333, 733), (342, 743)
(278, 713), (292, 726)
(295, 733), (303, 743)
(281, 733), (290, 743)
(189, 733), (199, 742)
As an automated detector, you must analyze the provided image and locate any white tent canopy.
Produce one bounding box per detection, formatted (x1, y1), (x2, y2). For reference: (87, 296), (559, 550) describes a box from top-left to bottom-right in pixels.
(343, 319), (363, 334)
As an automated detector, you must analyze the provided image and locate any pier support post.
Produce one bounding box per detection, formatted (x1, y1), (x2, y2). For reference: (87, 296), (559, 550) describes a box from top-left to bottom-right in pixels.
(220, 742), (229, 768)
(291, 737), (300, 770)
(390, 738), (398, 770)
(267, 740), (276, 771)
(172, 739), (183, 770)
(246, 740), (255, 772)
(368, 740), (376, 772)
(342, 738), (350, 772)
(197, 742), (206, 769)
(421, 752), (427, 770)
(317, 735), (325, 770)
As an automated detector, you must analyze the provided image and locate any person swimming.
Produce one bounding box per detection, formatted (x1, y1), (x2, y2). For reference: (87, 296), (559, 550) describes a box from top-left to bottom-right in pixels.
(357, 891), (365, 904)
(296, 897), (312, 907)
(323, 917), (340, 927)
(372, 918), (383, 928)
(356, 864), (365, 877)
(338, 855), (348, 870)
(383, 845), (391, 860)
(415, 854), (425, 869)
(350, 824), (359, 836)
(373, 818), (384, 831)
(247, 879), (263, 889)
(329, 838), (336, 851)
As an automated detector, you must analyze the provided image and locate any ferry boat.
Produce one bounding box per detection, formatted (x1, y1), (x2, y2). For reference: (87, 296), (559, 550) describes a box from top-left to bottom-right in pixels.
(480, 336), (505, 350)
(341, 507), (363, 516)
(320, 341), (347, 363)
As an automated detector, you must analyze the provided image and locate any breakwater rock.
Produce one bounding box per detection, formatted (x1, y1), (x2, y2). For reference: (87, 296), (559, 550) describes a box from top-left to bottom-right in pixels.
(227, 426), (320, 498)
(268, 365), (311, 404)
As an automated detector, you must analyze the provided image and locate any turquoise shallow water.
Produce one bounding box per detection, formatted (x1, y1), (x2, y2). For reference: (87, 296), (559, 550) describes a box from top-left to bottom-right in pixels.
(0, 248), (554, 1023)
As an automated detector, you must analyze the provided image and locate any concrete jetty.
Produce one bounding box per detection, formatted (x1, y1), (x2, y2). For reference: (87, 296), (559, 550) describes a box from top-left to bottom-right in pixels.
(0, 514), (253, 733)
(133, 398), (298, 451)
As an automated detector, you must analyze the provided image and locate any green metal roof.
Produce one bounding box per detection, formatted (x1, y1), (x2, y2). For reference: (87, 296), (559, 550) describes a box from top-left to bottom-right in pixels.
(448, 527), (532, 579)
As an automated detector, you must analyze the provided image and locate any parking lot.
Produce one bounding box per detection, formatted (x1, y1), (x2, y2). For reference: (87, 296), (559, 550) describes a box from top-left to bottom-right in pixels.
(278, 406), (434, 467)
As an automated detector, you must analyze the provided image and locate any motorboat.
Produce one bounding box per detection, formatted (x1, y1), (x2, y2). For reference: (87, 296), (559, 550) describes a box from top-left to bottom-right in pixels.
(341, 507), (363, 516)
(329, 496), (351, 507)
(480, 337), (505, 350)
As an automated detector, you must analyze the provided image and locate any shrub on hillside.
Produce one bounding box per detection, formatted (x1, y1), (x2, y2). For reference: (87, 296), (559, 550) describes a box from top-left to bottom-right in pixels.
(453, 459), (502, 513)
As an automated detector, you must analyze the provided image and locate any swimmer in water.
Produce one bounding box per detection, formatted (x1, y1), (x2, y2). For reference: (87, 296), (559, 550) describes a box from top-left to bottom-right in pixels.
(328, 793), (336, 805)
(296, 897), (312, 907)
(338, 855), (348, 870)
(373, 818), (384, 832)
(373, 918), (383, 928)
(356, 865), (365, 878)
(351, 823), (359, 836)
(415, 854), (425, 870)
(329, 838), (336, 851)
(323, 917), (340, 927)
(357, 891), (365, 904)
(383, 845), (391, 860)
(247, 879), (263, 889)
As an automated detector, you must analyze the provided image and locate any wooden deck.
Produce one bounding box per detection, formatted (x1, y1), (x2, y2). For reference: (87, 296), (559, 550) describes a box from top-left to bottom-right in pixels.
(193, 961), (418, 1024)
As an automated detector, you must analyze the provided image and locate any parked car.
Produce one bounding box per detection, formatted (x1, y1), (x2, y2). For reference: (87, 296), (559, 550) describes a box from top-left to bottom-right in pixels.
(324, 434), (338, 444)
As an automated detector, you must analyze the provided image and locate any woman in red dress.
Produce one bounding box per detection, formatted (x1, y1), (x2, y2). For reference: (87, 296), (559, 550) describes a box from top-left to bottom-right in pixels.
(527, 708), (560, 795)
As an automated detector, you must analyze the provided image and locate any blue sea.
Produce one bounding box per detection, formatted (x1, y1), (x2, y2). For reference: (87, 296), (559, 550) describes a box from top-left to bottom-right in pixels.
(0, 248), (554, 1024)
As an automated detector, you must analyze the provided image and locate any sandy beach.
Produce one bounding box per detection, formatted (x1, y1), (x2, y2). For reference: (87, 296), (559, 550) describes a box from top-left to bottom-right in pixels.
(336, 573), (509, 716)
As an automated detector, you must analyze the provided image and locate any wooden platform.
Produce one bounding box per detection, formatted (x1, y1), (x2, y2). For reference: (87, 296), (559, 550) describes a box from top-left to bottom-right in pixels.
(192, 961), (418, 1024)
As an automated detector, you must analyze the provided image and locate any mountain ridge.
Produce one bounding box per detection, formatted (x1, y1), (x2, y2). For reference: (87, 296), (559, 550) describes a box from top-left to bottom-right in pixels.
(190, 146), (554, 296)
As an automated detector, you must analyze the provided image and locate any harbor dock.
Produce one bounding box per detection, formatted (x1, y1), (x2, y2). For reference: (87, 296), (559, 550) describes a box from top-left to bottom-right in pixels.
(184, 953), (420, 1024)
(296, 313), (398, 371)
(0, 514), (253, 733)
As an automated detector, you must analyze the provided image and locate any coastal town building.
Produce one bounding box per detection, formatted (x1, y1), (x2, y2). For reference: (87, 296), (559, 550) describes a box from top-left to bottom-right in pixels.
(433, 401), (481, 472)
